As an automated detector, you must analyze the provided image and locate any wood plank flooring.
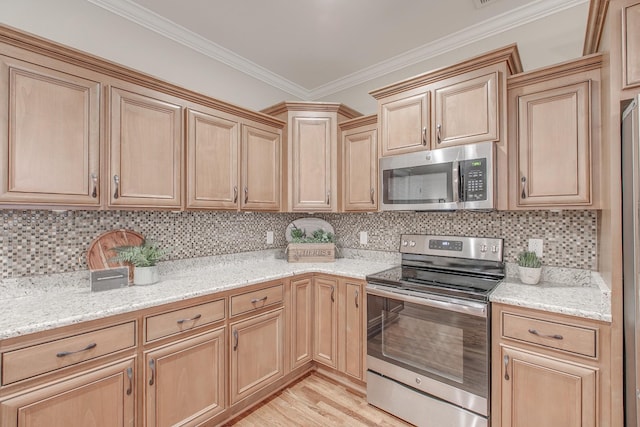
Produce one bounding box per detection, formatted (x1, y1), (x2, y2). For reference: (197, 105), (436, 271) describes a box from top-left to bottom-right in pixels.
(224, 373), (412, 426)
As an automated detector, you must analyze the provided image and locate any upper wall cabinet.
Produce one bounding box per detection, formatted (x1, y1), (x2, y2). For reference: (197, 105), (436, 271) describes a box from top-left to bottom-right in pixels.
(339, 115), (378, 212)
(433, 71), (498, 148)
(186, 108), (240, 210)
(109, 86), (183, 209)
(507, 54), (602, 209)
(240, 122), (282, 211)
(623, 1), (640, 89)
(261, 102), (360, 212)
(0, 54), (101, 207)
(378, 91), (430, 156)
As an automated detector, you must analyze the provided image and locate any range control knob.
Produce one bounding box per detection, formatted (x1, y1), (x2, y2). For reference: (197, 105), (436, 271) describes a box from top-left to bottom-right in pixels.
(409, 241), (416, 247)
(492, 245), (498, 253)
(402, 240), (408, 246)
(415, 377), (422, 385)
(480, 244), (488, 253)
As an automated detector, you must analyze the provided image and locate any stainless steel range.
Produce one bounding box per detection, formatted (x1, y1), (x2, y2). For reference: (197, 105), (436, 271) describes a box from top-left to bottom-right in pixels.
(366, 234), (504, 427)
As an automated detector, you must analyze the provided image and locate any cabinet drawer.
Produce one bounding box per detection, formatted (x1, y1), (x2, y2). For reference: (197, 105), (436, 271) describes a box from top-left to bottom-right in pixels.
(145, 299), (225, 342)
(502, 312), (597, 357)
(1, 322), (136, 385)
(230, 284), (283, 317)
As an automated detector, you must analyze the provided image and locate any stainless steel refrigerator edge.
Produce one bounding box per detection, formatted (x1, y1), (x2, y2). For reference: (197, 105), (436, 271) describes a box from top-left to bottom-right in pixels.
(623, 95), (640, 427)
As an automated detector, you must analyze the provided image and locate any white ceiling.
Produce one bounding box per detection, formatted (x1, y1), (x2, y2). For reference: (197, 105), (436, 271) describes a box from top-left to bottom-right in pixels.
(87, 0), (589, 100)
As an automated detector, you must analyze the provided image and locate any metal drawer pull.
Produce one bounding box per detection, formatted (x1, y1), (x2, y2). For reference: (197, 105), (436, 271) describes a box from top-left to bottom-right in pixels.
(355, 289), (359, 308)
(422, 127), (427, 146)
(56, 342), (97, 357)
(528, 329), (563, 340)
(91, 173), (98, 198)
(148, 358), (155, 386)
(331, 286), (335, 302)
(436, 124), (442, 144)
(233, 186), (238, 203)
(370, 188), (375, 204)
(126, 367), (133, 395)
(233, 329), (239, 351)
(504, 355), (510, 380)
(250, 296), (268, 304)
(113, 175), (120, 199)
(176, 313), (202, 324)
(521, 176), (527, 199)
(244, 186), (248, 204)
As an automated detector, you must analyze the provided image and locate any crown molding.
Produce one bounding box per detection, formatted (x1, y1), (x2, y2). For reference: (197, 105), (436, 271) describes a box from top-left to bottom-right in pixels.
(87, 0), (587, 101)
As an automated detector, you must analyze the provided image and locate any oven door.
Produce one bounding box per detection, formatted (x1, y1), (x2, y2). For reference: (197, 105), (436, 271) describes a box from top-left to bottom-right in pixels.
(379, 149), (461, 211)
(366, 284), (489, 416)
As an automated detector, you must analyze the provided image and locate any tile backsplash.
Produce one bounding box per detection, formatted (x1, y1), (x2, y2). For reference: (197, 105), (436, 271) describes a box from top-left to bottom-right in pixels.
(0, 209), (597, 279)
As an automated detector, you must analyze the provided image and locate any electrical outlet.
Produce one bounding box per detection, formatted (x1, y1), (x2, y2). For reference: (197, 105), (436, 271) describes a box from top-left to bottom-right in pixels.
(266, 231), (274, 245)
(359, 231), (368, 245)
(528, 238), (543, 257)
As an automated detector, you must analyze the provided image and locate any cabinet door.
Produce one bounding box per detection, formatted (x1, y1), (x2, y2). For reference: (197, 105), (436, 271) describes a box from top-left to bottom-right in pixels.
(230, 309), (284, 404)
(500, 346), (596, 427)
(145, 328), (225, 427)
(291, 115), (335, 211)
(342, 126), (377, 211)
(344, 281), (364, 380)
(186, 108), (239, 209)
(0, 359), (135, 427)
(109, 87), (182, 208)
(623, 1), (640, 89)
(291, 277), (313, 369)
(0, 56), (100, 206)
(379, 92), (429, 156)
(241, 124), (281, 211)
(434, 72), (498, 147)
(313, 276), (338, 368)
(516, 81), (591, 207)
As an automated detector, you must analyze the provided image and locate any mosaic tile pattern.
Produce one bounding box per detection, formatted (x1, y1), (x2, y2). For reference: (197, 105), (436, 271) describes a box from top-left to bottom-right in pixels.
(0, 209), (597, 278)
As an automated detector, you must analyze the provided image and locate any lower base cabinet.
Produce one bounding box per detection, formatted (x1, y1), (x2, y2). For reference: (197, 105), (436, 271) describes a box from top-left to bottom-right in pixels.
(230, 308), (284, 405)
(144, 328), (225, 427)
(0, 359), (135, 427)
(499, 346), (597, 427)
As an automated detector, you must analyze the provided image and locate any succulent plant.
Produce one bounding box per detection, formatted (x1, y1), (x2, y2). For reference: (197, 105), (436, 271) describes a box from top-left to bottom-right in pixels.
(110, 240), (167, 267)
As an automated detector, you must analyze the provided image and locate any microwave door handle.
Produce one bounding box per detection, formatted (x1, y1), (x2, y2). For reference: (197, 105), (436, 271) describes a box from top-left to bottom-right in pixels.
(452, 160), (460, 202)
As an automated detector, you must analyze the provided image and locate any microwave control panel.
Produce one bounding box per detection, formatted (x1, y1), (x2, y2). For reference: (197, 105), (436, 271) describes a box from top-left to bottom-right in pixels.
(462, 158), (487, 201)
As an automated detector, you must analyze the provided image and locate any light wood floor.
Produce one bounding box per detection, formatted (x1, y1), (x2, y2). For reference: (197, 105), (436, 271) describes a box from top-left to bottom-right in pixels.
(224, 373), (413, 426)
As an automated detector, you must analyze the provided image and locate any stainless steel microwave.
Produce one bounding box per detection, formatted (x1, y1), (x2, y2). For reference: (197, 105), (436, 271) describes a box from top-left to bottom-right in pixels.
(379, 141), (495, 211)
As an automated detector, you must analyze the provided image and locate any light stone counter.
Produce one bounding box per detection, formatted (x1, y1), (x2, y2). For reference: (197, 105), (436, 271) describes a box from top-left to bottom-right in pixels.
(490, 263), (611, 322)
(0, 249), (399, 340)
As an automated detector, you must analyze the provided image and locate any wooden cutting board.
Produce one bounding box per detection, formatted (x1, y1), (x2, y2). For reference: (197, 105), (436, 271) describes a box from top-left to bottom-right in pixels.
(86, 229), (144, 282)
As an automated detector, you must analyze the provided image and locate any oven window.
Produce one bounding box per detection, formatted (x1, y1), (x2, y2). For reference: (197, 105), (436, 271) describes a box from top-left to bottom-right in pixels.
(383, 163), (453, 204)
(382, 304), (464, 383)
(367, 294), (488, 398)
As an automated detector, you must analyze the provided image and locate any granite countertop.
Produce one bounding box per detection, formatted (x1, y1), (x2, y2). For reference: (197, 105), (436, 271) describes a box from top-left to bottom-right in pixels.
(489, 263), (612, 322)
(0, 249), (398, 340)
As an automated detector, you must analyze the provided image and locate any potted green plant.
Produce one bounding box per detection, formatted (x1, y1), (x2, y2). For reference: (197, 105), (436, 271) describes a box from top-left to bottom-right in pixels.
(110, 240), (167, 285)
(517, 250), (542, 285)
(287, 226), (336, 262)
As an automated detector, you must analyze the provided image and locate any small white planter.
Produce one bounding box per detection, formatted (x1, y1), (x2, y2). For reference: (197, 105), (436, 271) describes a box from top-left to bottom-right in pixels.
(518, 266), (542, 285)
(134, 266), (159, 286)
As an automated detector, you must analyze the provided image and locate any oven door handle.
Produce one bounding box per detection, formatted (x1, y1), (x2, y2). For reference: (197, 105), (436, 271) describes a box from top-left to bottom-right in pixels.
(366, 286), (487, 318)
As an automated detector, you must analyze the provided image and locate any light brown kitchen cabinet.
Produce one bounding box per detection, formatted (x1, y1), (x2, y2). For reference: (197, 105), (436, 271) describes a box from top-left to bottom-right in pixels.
(491, 303), (612, 427)
(623, 1), (640, 89)
(229, 308), (284, 405)
(144, 328), (226, 427)
(340, 115), (378, 212)
(378, 91), (430, 156)
(342, 280), (364, 380)
(313, 276), (339, 368)
(433, 71), (498, 148)
(261, 102), (360, 212)
(240, 123), (282, 211)
(109, 86), (183, 208)
(508, 55), (602, 209)
(291, 277), (313, 369)
(0, 54), (101, 207)
(0, 358), (135, 427)
(186, 108), (239, 209)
